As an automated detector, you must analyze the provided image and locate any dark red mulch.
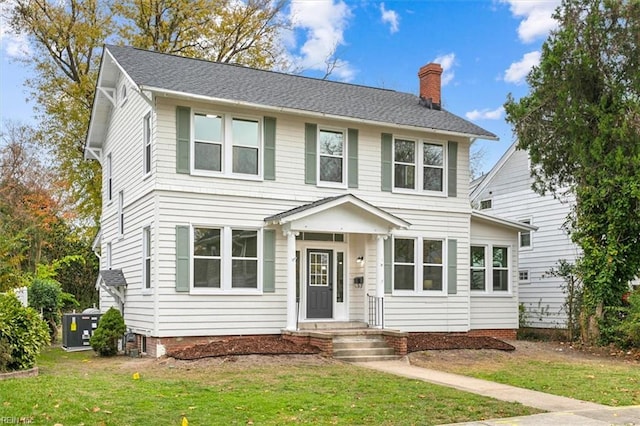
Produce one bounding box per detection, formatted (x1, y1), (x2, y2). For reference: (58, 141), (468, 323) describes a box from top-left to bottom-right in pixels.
(407, 333), (515, 353)
(167, 335), (320, 360)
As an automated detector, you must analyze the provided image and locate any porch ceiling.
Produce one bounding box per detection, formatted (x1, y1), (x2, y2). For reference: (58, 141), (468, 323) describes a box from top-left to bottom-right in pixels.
(264, 194), (410, 234)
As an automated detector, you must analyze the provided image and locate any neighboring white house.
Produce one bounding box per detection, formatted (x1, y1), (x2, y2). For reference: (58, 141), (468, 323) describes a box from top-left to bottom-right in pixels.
(85, 45), (535, 357)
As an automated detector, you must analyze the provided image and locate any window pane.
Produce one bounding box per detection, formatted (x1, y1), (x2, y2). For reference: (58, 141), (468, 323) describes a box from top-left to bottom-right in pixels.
(194, 113), (222, 142)
(232, 259), (258, 288)
(145, 259), (151, 288)
(423, 266), (443, 290)
(232, 146), (258, 175)
(394, 265), (414, 290)
(320, 156), (343, 182)
(195, 142), (221, 171)
(394, 164), (415, 189)
(337, 252), (344, 303)
(319, 130), (343, 155)
(394, 239), (414, 263)
(493, 247), (508, 267)
(394, 140), (415, 163)
(194, 258), (221, 288)
(232, 118), (259, 147)
(520, 231), (531, 247)
(471, 269), (486, 290)
(232, 230), (257, 257)
(423, 240), (443, 264)
(423, 167), (443, 191)
(471, 246), (485, 267)
(493, 270), (509, 291)
(194, 228), (220, 256)
(423, 143), (443, 166)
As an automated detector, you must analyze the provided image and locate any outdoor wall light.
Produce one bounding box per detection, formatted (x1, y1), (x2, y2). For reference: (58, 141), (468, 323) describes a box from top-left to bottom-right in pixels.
(356, 256), (364, 265)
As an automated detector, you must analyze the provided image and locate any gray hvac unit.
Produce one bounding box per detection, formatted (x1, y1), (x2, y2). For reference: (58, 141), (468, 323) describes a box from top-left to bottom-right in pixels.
(62, 313), (102, 351)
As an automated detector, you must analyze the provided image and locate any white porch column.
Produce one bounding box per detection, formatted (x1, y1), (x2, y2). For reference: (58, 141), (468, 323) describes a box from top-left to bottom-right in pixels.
(286, 230), (298, 331)
(376, 235), (386, 298)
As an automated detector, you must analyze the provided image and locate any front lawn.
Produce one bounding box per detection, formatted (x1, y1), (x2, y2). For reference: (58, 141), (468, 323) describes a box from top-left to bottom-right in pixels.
(0, 347), (539, 425)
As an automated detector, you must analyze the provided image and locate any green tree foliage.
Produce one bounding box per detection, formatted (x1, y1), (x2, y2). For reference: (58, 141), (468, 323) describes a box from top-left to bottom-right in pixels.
(0, 293), (50, 371)
(28, 274), (80, 342)
(504, 0), (640, 343)
(90, 307), (126, 356)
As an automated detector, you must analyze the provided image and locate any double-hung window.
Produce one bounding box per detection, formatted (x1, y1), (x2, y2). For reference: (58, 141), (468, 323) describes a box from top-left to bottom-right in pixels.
(393, 237), (445, 293)
(192, 227), (259, 291)
(118, 191), (124, 237)
(143, 113), (152, 175)
(192, 111), (261, 177)
(519, 219), (532, 249)
(470, 245), (510, 293)
(318, 128), (345, 184)
(143, 227), (151, 289)
(393, 138), (445, 193)
(106, 153), (113, 202)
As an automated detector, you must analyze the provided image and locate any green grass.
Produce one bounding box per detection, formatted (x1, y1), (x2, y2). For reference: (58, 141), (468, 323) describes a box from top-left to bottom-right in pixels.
(0, 347), (539, 425)
(437, 357), (640, 407)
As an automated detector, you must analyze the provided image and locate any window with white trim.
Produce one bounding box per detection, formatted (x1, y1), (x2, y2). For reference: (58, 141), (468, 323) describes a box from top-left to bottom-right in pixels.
(470, 245), (511, 292)
(479, 199), (492, 210)
(318, 128), (345, 184)
(192, 111), (261, 177)
(393, 237), (445, 293)
(106, 242), (112, 270)
(519, 270), (530, 283)
(519, 219), (532, 249)
(120, 84), (128, 106)
(118, 191), (124, 237)
(393, 138), (445, 193)
(143, 113), (152, 175)
(106, 153), (113, 201)
(143, 227), (151, 289)
(192, 227), (260, 291)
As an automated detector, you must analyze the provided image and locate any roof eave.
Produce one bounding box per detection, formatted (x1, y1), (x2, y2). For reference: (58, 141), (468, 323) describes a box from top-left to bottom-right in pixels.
(471, 210), (539, 232)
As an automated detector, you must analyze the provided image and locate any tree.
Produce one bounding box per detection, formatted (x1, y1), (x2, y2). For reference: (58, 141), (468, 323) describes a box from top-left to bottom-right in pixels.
(504, 0), (640, 343)
(90, 307), (126, 356)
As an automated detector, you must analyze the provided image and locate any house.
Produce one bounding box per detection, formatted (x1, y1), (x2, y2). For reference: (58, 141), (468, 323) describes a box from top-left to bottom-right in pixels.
(471, 143), (639, 330)
(85, 45), (536, 357)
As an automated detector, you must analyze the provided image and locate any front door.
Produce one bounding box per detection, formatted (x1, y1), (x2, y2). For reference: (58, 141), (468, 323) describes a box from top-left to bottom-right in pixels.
(306, 249), (333, 319)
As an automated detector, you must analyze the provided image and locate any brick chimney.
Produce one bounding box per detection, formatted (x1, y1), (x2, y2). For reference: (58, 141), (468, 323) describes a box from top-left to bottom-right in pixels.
(418, 63), (443, 108)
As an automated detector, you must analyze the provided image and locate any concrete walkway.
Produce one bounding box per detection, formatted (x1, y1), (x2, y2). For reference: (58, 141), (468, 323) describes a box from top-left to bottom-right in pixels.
(354, 358), (640, 425)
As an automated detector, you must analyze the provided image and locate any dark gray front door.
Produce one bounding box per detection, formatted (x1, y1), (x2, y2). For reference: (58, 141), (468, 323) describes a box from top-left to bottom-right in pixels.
(307, 249), (333, 319)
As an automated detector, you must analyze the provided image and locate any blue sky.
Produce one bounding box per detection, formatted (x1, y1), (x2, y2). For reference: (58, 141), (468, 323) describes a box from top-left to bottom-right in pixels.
(0, 0), (560, 175)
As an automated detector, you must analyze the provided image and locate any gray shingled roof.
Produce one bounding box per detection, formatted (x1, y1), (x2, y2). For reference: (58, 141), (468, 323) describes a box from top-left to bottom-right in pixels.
(99, 269), (128, 287)
(264, 195), (346, 222)
(105, 45), (497, 139)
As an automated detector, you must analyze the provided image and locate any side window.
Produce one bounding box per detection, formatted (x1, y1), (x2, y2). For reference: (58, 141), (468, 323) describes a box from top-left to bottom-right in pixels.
(394, 139), (416, 189)
(118, 191), (124, 237)
(480, 199), (492, 210)
(143, 227), (151, 288)
(231, 230), (258, 288)
(470, 246), (486, 291)
(393, 238), (415, 290)
(492, 246), (509, 291)
(106, 153), (113, 201)
(519, 219), (532, 249)
(318, 129), (345, 184)
(422, 239), (443, 291)
(143, 113), (152, 175)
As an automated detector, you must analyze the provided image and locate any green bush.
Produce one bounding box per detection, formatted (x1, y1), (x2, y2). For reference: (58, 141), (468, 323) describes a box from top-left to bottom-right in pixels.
(617, 291), (640, 348)
(28, 278), (79, 342)
(90, 307), (126, 356)
(0, 293), (50, 371)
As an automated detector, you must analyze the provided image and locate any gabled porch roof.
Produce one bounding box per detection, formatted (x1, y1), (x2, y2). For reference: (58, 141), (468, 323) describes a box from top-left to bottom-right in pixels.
(264, 194), (410, 235)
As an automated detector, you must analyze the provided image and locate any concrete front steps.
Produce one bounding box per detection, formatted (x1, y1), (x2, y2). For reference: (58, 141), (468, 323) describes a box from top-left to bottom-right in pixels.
(284, 322), (406, 362)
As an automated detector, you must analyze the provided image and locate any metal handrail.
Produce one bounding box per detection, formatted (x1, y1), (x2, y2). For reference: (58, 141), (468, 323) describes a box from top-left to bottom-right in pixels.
(367, 293), (384, 329)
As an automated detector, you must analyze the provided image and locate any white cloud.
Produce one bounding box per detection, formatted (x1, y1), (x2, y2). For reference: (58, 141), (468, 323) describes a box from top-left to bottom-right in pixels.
(0, 1), (30, 59)
(433, 52), (455, 86)
(465, 106), (505, 121)
(288, 0), (355, 81)
(380, 3), (399, 34)
(501, 0), (560, 43)
(504, 50), (540, 84)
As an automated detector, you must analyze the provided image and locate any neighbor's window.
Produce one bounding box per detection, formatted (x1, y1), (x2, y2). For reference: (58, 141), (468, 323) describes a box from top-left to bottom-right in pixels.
(479, 199), (492, 210)
(520, 219), (532, 248)
(193, 227), (221, 288)
(231, 230), (258, 289)
(423, 143), (444, 191)
(422, 239), (443, 291)
(394, 139), (416, 189)
(470, 246), (486, 291)
(492, 246), (509, 291)
(118, 191), (124, 236)
(519, 270), (530, 283)
(143, 113), (152, 175)
(318, 129), (344, 183)
(106, 242), (112, 270)
(143, 227), (151, 288)
(232, 118), (259, 175)
(194, 113), (223, 172)
(393, 238), (415, 290)
(106, 154), (113, 201)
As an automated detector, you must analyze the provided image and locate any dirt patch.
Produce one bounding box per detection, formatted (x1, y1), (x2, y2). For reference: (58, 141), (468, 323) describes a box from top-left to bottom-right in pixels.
(407, 333), (515, 352)
(166, 335), (320, 360)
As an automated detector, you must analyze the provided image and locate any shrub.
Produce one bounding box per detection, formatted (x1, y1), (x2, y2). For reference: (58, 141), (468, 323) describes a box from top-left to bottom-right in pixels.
(617, 291), (640, 348)
(90, 307), (126, 356)
(29, 278), (79, 342)
(0, 293), (50, 371)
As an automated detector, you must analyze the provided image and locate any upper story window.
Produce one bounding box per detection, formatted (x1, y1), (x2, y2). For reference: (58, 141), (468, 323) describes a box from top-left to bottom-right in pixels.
(120, 84), (128, 106)
(479, 199), (492, 210)
(519, 218), (532, 249)
(393, 236), (445, 293)
(192, 111), (261, 177)
(106, 242), (112, 270)
(393, 138), (445, 193)
(118, 191), (124, 237)
(470, 245), (510, 293)
(143, 113), (152, 175)
(318, 128), (345, 184)
(106, 153), (113, 201)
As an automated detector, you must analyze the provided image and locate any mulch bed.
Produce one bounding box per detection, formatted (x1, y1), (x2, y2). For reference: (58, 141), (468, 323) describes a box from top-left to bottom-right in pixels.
(407, 333), (515, 353)
(167, 336), (320, 360)
(167, 333), (514, 361)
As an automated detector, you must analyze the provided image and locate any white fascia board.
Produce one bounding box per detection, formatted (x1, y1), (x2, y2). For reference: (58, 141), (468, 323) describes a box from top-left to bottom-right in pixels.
(140, 85), (499, 141)
(472, 210), (539, 232)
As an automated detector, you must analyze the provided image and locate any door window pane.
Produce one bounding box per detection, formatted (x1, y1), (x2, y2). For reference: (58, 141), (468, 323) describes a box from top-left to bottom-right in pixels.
(337, 252), (344, 303)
